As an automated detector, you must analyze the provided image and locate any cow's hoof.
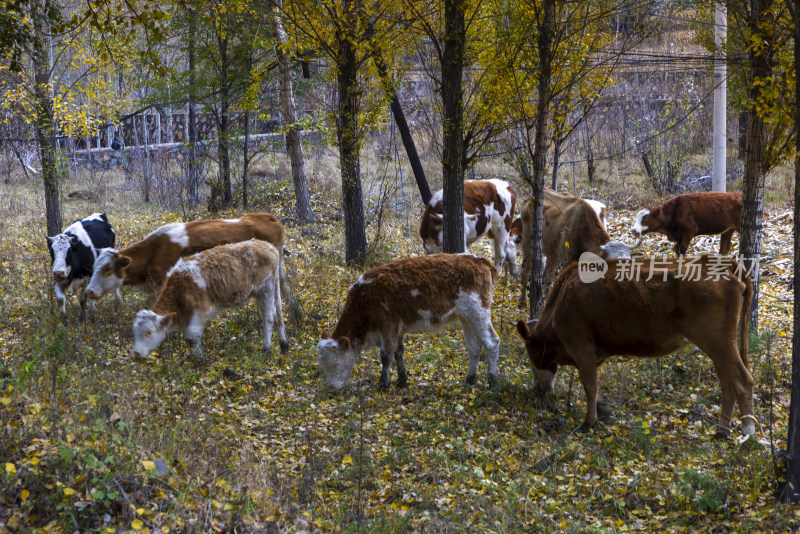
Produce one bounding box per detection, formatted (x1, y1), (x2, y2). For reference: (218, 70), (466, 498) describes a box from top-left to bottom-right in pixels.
(579, 421), (595, 433)
(596, 402), (613, 422)
(378, 380), (390, 392)
(713, 429), (730, 441)
(488, 373), (499, 388)
(279, 340), (290, 355)
(262, 345), (274, 356)
(465, 373), (477, 385)
(396, 378), (408, 389)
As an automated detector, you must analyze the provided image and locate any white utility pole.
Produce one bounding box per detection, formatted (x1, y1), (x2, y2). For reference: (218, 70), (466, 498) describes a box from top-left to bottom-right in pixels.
(712, 2), (727, 192)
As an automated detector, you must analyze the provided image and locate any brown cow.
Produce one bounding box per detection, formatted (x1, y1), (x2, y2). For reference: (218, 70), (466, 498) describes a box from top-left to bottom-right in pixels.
(132, 240), (288, 359)
(420, 179), (517, 275)
(517, 190), (638, 307)
(516, 255), (755, 438)
(632, 192), (742, 255)
(318, 254), (500, 390)
(86, 213), (285, 300)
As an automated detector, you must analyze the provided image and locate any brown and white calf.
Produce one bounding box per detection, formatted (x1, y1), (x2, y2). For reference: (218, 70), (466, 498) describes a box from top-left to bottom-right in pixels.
(632, 191), (742, 255)
(318, 254), (500, 390)
(517, 190), (638, 307)
(86, 213), (285, 300)
(132, 240), (288, 359)
(419, 179), (517, 275)
(516, 255), (755, 437)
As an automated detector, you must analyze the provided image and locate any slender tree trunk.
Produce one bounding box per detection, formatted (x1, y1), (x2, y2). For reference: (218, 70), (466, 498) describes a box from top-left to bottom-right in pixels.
(441, 0), (466, 253)
(242, 110), (250, 209)
(187, 11), (199, 205)
(32, 0), (62, 236)
(219, 36), (232, 207)
(365, 18), (432, 205)
(739, 0), (773, 332)
(551, 137), (562, 191)
(781, 0), (800, 504)
(272, 2), (313, 223)
(337, 0), (367, 266)
(528, 0), (555, 318)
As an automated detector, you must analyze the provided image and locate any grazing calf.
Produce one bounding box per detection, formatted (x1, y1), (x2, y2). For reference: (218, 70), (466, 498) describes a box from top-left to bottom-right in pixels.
(516, 255), (755, 438)
(86, 213), (285, 300)
(131, 240), (288, 359)
(47, 212), (115, 320)
(632, 191), (742, 255)
(318, 254), (500, 390)
(420, 179), (517, 275)
(517, 190), (638, 308)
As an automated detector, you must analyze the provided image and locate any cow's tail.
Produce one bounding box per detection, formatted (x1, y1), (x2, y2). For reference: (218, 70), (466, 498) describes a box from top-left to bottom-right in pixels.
(738, 267), (754, 370)
(280, 245), (303, 326)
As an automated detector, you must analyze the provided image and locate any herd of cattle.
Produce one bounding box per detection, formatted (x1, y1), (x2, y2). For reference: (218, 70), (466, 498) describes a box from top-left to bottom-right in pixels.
(46, 180), (754, 438)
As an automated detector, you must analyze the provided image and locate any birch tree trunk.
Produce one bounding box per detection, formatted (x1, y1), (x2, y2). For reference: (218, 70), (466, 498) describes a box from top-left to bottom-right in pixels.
(271, 2), (313, 223)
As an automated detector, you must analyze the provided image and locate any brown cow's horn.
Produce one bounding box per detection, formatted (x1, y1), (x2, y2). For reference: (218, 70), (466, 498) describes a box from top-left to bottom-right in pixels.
(624, 238), (642, 249)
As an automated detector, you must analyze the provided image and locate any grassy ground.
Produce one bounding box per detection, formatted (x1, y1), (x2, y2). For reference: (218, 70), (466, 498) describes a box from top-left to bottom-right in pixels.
(0, 171), (798, 533)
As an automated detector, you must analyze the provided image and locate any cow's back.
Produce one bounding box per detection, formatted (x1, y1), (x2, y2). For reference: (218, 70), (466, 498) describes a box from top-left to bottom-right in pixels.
(673, 192), (742, 235)
(543, 258), (748, 356)
(194, 240), (280, 306)
(185, 214), (284, 254)
(81, 215), (115, 250)
(338, 254), (496, 337)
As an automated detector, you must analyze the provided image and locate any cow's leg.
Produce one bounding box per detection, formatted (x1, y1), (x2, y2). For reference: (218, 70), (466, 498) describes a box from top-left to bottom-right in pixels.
(491, 223), (508, 274)
(561, 336), (600, 429)
(461, 324), (482, 385)
(695, 338), (755, 437)
(257, 283), (277, 353)
(475, 320), (500, 386)
(269, 270), (289, 354)
(379, 336), (399, 390)
(720, 229), (735, 255)
(79, 289), (87, 322)
(54, 283), (67, 317)
(186, 311), (209, 359)
(394, 338), (408, 388)
(518, 253), (530, 308)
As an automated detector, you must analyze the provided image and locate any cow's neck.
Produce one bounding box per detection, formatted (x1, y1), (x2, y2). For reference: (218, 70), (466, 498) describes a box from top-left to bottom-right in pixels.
(332, 314), (369, 349)
(120, 240), (158, 285)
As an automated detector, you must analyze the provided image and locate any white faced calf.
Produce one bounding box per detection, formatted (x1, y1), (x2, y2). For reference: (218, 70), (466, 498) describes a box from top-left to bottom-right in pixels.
(132, 240), (288, 359)
(317, 254), (500, 390)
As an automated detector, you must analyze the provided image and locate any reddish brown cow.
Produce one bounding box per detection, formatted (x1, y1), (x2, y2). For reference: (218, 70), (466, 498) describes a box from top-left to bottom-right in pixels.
(517, 190), (638, 307)
(516, 255), (755, 438)
(86, 213), (285, 300)
(318, 254), (500, 390)
(632, 192), (742, 255)
(420, 179), (517, 275)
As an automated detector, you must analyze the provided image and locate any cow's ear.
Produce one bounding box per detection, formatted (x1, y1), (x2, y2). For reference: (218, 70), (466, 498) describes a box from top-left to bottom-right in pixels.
(159, 312), (177, 329)
(321, 328), (332, 340)
(338, 336), (351, 351)
(70, 235), (79, 244)
(117, 255), (132, 269)
(47, 236), (53, 245)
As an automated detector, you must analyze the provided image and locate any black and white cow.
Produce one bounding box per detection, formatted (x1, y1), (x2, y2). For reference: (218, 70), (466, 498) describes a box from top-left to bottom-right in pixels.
(47, 213), (116, 320)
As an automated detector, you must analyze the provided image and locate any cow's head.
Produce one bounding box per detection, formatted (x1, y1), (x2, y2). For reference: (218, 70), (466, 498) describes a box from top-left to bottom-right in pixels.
(47, 233), (79, 282)
(131, 310), (176, 359)
(317, 329), (357, 390)
(86, 248), (130, 300)
(420, 212), (444, 255)
(632, 209), (652, 235)
(599, 239), (641, 259)
(516, 320), (558, 392)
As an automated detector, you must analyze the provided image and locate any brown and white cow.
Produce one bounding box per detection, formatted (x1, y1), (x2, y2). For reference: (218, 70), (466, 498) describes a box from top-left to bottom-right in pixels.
(419, 179), (517, 275)
(86, 213), (285, 300)
(632, 191), (742, 255)
(516, 255), (755, 438)
(131, 240), (288, 359)
(517, 190), (638, 307)
(318, 254), (500, 390)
